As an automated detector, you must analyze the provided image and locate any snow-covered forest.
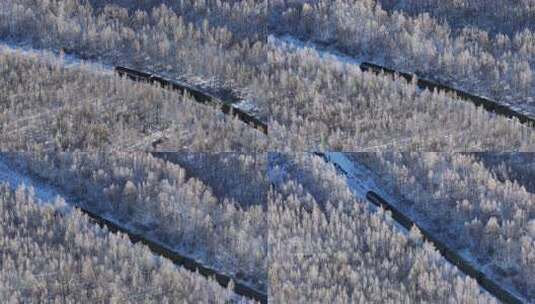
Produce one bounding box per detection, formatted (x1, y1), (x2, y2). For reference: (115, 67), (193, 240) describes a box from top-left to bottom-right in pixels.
(266, 40), (535, 150)
(478, 153), (535, 193)
(153, 153), (267, 208)
(379, 0), (535, 35)
(1, 152), (267, 292)
(270, 0), (535, 118)
(0, 182), (252, 303)
(0, 48), (267, 151)
(3, 0), (535, 302)
(1, 151), (534, 302)
(268, 153), (497, 303)
(2, 0), (535, 150)
(350, 152), (535, 301)
(0, 0), (268, 117)
(0, 0), (269, 152)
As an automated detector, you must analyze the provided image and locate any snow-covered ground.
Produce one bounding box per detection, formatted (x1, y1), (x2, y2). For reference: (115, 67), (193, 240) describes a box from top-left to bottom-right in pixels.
(324, 152), (399, 203)
(0, 156), (70, 209)
(268, 34), (363, 66)
(0, 40), (113, 75)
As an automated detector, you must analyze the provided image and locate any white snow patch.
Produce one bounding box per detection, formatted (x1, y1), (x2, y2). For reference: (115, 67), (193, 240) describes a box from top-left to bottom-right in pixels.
(0, 157), (68, 208)
(268, 34), (363, 66)
(233, 99), (256, 113)
(0, 41), (113, 75)
(324, 152), (398, 203)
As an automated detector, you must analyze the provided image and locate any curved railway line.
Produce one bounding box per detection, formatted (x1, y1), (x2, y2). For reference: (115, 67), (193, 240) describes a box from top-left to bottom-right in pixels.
(0, 159), (267, 304)
(365, 191), (524, 304)
(115, 66), (268, 136)
(272, 34), (535, 130)
(78, 206), (267, 304)
(360, 62), (535, 128)
(314, 152), (525, 304)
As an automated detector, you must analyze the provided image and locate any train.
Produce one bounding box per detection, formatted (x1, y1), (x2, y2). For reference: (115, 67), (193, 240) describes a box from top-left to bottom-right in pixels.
(114, 66), (268, 135)
(360, 61), (535, 127)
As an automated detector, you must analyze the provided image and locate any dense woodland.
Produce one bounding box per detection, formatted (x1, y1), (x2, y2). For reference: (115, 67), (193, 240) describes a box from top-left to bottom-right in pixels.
(266, 41), (535, 150)
(270, 0), (535, 117)
(0, 49), (267, 151)
(0, 0), (269, 118)
(379, 0), (535, 35)
(154, 153), (267, 208)
(6, 34), (534, 151)
(3, 153), (267, 292)
(85, 0), (267, 40)
(2, 1), (535, 151)
(2, 0), (535, 300)
(2, 151), (534, 302)
(352, 153), (535, 301)
(477, 153), (535, 193)
(268, 153), (496, 303)
(0, 183), (251, 303)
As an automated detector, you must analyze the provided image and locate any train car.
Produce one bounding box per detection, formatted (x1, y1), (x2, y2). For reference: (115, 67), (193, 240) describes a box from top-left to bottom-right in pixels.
(365, 190), (522, 304)
(115, 66), (152, 81)
(365, 191), (389, 209)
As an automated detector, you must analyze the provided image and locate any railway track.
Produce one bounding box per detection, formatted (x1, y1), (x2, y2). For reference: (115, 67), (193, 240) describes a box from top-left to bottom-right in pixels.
(115, 66), (268, 136)
(360, 62), (535, 128)
(365, 191), (524, 304)
(78, 206), (267, 304)
(272, 34), (535, 130)
(315, 152), (525, 304)
(0, 159), (267, 304)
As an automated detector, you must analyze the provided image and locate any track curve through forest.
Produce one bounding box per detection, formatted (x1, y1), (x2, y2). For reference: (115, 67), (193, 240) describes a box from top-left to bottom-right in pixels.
(78, 206), (267, 304)
(314, 152), (525, 304)
(271, 34), (535, 129)
(115, 66), (268, 135)
(0, 158), (267, 304)
(1, 42), (267, 142)
(360, 62), (535, 127)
